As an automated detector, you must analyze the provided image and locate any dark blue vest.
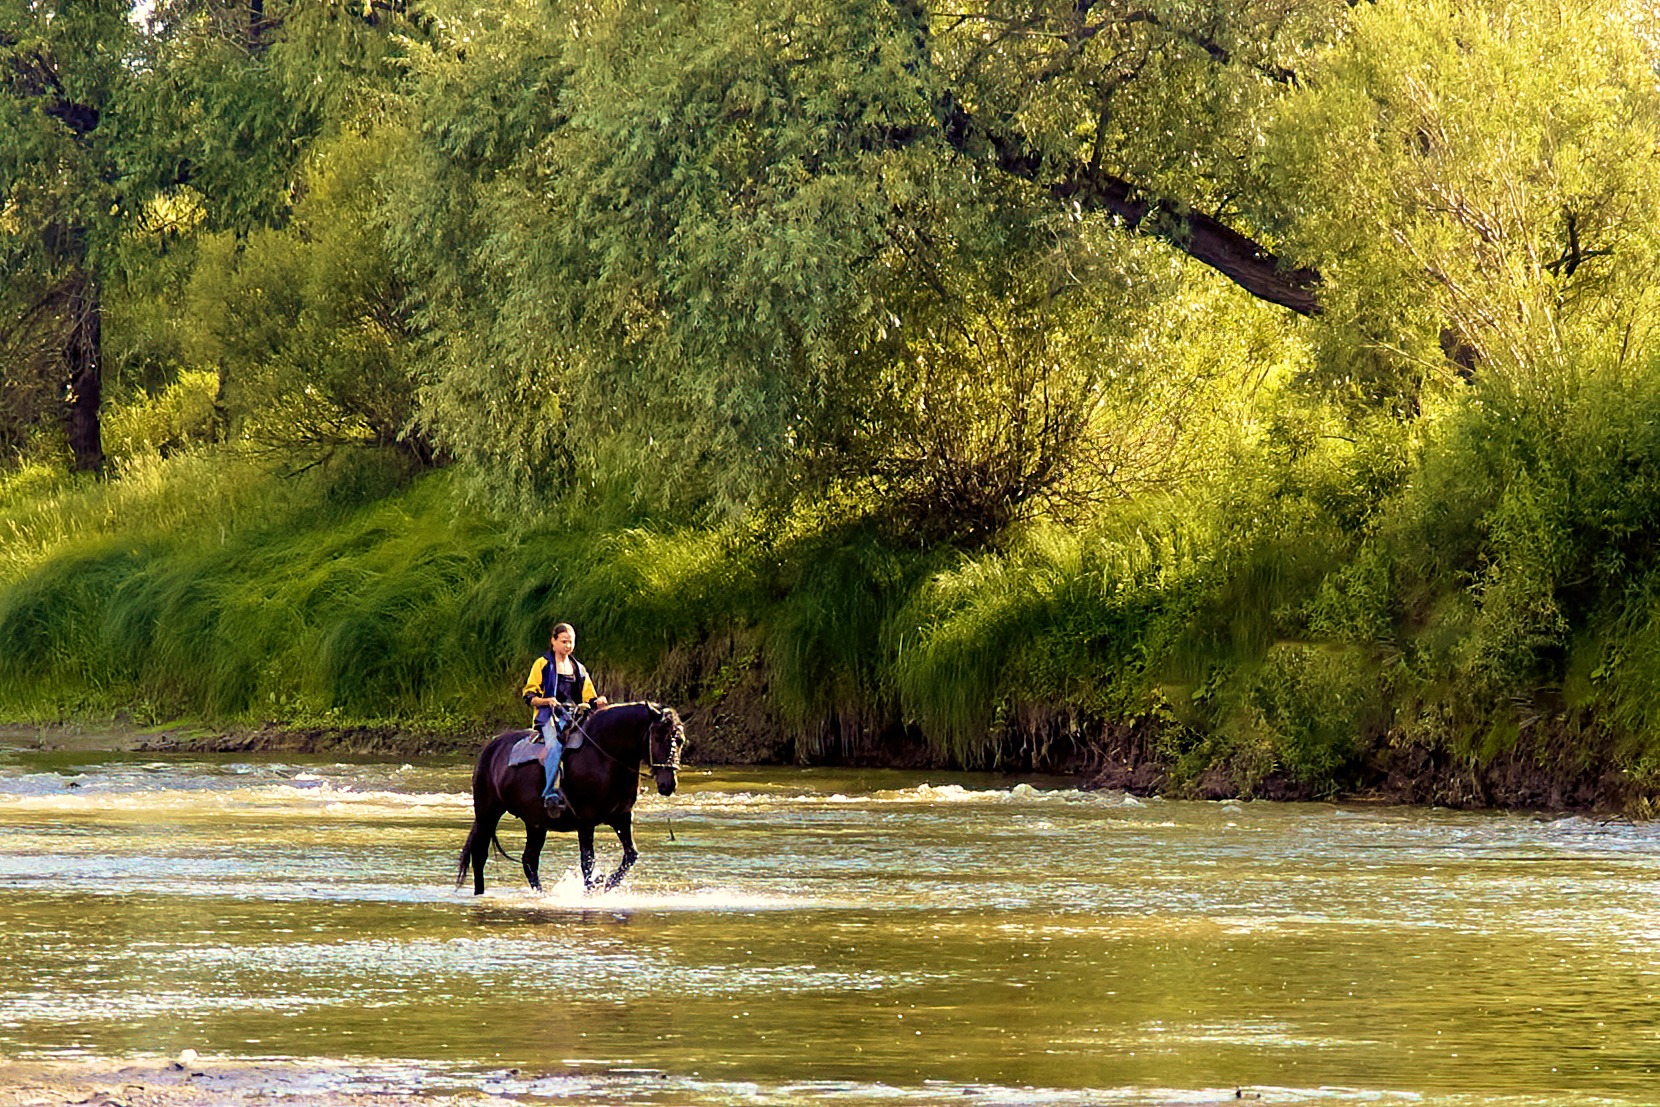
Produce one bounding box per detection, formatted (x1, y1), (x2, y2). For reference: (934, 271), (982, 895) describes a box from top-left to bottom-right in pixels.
(534, 653), (589, 727)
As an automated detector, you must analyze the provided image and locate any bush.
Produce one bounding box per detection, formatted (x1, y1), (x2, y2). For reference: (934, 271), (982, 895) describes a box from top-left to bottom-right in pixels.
(102, 371), (221, 472)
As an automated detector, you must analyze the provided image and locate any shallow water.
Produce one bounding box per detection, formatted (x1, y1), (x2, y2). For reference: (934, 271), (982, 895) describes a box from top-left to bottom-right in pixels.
(2, 742), (1659, 1104)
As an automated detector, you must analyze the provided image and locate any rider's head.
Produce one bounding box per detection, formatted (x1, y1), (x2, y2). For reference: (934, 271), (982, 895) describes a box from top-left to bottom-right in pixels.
(550, 622), (576, 656)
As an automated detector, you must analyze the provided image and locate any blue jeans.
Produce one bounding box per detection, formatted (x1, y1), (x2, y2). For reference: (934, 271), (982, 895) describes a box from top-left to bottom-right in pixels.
(539, 718), (566, 802)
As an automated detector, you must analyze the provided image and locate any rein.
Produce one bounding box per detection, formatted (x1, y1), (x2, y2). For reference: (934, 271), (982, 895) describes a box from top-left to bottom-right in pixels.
(574, 703), (682, 778)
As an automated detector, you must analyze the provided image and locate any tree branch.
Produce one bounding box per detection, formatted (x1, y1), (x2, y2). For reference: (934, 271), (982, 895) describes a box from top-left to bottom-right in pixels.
(938, 98), (1322, 315)
(2, 37), (100, 135)
(1053, 167), (1322, 315)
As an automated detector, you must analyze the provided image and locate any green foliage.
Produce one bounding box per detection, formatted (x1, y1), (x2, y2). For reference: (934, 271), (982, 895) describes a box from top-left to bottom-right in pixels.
(0, 456), (488, 723)
(1269, 0), (1660, 407)
(385, 0), (1326, 535)
(1377, 362), (1660, 759)
(17, 0), (1660, 804)
(181, 129), (421, 458)
(893, 511), (1208, 763)
(101, 370), (221, 470)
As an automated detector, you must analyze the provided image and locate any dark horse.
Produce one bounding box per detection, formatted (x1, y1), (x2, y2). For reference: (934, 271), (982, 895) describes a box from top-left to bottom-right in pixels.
(456, 701), (686, 895)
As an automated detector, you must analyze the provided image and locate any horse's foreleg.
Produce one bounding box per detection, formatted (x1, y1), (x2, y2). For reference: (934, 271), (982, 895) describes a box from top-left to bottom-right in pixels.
(523, 825), (547, 892)
(578, 826), (597, 890)
(604, 814), (639, 891)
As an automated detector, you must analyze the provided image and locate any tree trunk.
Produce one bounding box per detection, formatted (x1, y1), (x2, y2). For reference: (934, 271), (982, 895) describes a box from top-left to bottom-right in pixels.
(63, 269), (104, 475)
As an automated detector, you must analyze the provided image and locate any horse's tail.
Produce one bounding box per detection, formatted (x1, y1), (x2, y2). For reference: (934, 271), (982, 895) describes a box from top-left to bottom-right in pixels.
(456, 823), (480, 889)
(454, 829), (474, 889)
(456, 821), (527, 888)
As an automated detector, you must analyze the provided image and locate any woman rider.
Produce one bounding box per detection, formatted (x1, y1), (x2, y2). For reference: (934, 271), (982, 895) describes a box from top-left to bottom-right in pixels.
(522, 622), (607, 816)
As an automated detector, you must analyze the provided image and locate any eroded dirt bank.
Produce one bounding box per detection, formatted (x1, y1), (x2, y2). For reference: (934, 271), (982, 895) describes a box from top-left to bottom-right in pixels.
(0, 1059), (512, 1107)
(6, 707), (1653, 815)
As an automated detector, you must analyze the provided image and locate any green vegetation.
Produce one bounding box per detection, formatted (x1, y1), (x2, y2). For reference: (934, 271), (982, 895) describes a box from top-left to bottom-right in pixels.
(7, 0), (1660, 805)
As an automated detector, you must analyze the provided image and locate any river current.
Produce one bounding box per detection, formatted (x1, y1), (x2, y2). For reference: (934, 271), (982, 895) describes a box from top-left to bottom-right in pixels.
(1, 741), (1658, 1105)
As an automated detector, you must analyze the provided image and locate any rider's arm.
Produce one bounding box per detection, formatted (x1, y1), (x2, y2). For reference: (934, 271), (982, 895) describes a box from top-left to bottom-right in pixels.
(580, 673), (607, 707)
(522, 657), (549, 706)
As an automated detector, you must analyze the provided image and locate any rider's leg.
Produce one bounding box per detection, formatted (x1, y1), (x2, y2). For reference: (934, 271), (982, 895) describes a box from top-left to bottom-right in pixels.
(540, 720), (566, 807)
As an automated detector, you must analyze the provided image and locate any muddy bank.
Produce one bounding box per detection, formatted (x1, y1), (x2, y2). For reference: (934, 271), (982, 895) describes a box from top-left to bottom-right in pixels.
(0, 721), (485, 760)
(6, 708), (1653, 815)
(1082, 716), (1656, 814)
(0, 1059), (513, 1107)
(0, 705), (935, 769)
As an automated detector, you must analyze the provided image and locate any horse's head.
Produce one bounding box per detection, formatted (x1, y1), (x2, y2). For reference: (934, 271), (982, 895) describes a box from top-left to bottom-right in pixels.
(647, 705), (686, 796)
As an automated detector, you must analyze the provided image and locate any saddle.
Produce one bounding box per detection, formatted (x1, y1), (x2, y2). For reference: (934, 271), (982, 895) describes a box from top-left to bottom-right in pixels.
(506, 736), (547, 768)
(505, 703), (594, 767)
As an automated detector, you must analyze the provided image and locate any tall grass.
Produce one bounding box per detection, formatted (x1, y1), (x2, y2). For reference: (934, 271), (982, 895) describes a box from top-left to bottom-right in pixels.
(0, 450), (518, 727)
(891, 514), (1197, 763)
(0, 439), (1189, 761)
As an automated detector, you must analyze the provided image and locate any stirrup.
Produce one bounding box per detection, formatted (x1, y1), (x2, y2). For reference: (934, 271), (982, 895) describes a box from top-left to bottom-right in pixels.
(543, 793), (569, 817)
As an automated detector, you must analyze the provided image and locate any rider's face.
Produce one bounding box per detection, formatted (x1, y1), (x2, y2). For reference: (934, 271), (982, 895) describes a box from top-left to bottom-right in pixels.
(551, 629), (575, 657)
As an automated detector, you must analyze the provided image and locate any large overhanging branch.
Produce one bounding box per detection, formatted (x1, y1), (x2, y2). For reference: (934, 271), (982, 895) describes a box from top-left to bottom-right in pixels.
(939, 99), (1324, 316)
(1052, 167), (1322, 316)
(1, 32), (100, 136)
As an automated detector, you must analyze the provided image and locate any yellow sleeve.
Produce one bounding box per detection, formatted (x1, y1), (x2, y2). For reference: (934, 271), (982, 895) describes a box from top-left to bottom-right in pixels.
(521, 657), (548, 703)
(580, 673), (597, 703)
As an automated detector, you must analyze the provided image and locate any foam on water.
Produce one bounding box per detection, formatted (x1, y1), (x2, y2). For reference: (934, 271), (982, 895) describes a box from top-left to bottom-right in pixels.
(36, 1056), (1440, 1107)
(469, 870), (843, 912)
(0, 783), (472, 818)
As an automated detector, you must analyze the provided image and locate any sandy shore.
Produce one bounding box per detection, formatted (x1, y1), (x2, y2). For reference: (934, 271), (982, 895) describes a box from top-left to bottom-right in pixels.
(0, 1060), (516, 1106)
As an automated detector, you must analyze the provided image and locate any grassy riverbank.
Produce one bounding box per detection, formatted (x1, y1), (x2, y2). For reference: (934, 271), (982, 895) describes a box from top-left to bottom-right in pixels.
(12, 0), (1660, 813)
(8, 380), (1660, 815)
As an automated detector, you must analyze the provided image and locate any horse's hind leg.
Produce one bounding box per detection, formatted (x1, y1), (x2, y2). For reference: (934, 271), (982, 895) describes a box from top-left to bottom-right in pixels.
(456, 827), (476, 891)
(603, 813), (639, 891)
(463, 808), (504, 896)
(522, 825), (547, 892)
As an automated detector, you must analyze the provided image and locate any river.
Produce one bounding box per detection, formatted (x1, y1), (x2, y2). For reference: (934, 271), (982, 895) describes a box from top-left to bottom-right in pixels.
(1, 741), (1657, 1105)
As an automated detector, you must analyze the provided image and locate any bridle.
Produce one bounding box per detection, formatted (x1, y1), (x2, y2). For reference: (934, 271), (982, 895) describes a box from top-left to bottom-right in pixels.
(646, 704), (685, 774)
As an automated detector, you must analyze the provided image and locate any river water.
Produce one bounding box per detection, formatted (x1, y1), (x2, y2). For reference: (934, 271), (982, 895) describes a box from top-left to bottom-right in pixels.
(1, 742), (1658, 1105)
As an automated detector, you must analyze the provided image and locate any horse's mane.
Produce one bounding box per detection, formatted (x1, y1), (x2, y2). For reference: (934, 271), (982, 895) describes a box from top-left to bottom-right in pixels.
(571, 701), (683, 744)
(599, 700), (677, 714)
(585, 701), (685, 765)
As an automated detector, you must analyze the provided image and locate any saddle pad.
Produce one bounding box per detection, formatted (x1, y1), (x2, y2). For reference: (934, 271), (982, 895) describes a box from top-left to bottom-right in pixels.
(507, 737), (549, 768)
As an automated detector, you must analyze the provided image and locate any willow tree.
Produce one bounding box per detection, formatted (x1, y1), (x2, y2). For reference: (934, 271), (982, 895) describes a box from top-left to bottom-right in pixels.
(1265, 0), (1660, 394)
(1, 0), (416, 473)
(0, 1), (140, 471)
(390, 0), (1338, 533)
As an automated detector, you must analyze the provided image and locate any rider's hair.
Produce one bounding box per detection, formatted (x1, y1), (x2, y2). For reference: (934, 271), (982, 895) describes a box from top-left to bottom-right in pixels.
(551, 621), (575, 638)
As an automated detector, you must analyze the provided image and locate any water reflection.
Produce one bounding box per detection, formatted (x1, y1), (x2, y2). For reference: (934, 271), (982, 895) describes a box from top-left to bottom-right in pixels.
(1, 744), (1659, 1104)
